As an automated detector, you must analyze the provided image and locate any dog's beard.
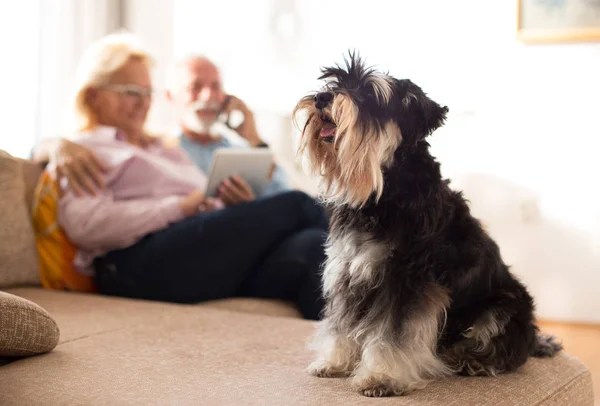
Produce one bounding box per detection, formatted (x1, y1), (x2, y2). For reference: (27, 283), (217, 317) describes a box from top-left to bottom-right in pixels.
(294, 94), (402, 208)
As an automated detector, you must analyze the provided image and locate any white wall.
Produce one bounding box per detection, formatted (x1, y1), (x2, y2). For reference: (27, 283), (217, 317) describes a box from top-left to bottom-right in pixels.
(134, 0), (600, 323)
(0, 0), (42, 158)
(37, 0), (123, 138)
(0, 0), (125, 158)
(123, 0), (176, 135)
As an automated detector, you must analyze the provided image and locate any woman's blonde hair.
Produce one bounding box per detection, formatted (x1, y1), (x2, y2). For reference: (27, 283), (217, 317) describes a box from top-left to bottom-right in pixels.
(71, 30), (154, 131)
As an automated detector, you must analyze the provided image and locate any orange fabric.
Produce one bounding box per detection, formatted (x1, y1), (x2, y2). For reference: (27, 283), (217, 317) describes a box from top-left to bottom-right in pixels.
(31, 171), (96, 292)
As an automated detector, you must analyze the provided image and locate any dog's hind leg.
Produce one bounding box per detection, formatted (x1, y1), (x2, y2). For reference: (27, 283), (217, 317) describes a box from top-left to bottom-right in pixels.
(444, 307), (558, 376)
(531, 333), (563, 358)
(352, 284), (452, 397)
(445, 318), (534, 376)
(443, 284), (562, 376)
(307, 319), (360, 378)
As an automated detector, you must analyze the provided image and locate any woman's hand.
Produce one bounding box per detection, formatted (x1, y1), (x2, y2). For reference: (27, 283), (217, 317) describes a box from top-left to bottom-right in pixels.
(52, 139), (108, 196)
(198, 197), (220, 213)
(179, 190), (206, 217)
(180, 191), (220, 216)
(218, 176), (256, 207)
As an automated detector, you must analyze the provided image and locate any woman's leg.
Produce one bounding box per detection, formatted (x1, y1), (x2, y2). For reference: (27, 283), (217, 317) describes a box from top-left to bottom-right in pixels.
(94, 191), (328, 307)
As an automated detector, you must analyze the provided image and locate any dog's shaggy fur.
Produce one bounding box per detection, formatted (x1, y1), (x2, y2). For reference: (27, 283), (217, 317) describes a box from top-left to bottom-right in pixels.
(293, 52), (562, 397)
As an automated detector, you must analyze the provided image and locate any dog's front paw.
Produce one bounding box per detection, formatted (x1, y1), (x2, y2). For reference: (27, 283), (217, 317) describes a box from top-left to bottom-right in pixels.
(358, 382), (395, 398)
(353, 375), (397, 397)
(306, 360), (352, 378)
(352, 375), (417, 397)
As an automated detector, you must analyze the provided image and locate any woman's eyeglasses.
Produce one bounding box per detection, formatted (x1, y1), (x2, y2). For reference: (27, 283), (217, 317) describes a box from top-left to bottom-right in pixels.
(101, 84), (153, 99)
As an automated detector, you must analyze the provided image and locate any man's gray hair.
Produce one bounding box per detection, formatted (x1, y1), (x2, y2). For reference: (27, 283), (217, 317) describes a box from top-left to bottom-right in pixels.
(165, 53), (218, 92)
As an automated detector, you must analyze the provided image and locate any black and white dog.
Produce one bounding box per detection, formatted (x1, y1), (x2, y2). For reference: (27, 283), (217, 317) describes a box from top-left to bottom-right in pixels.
(293, 52), (562, 397)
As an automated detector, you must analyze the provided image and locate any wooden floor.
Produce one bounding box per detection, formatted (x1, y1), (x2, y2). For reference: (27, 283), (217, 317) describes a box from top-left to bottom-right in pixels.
(538, 320), (599, 405)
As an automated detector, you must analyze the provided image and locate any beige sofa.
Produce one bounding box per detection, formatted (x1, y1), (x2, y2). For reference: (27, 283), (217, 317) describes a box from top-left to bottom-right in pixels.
(0, 150), (594, 405)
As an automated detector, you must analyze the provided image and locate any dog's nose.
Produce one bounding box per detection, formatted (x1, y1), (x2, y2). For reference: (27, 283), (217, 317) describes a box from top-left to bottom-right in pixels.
(314, 92), (333, 109)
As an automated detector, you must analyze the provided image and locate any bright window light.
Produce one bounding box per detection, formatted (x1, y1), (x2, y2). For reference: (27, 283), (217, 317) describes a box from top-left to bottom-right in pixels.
(0, 1), (42, 158)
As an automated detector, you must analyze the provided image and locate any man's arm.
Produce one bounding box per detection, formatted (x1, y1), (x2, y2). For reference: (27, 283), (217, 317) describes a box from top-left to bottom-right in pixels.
(31, 137), (108, 196)
(221, 95), (265, 147)
(220, 96), (292, 196)
(30, 137), (62, 167)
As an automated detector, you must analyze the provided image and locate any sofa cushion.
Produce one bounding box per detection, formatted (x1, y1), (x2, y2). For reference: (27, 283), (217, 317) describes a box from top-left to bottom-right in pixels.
(3, 288), (301, 344)
(0, 288), (594, 405)
(3, 287), (192, 344)
(0, 291), (59, 357)
(201, 297), (302, 318)
(17, 158), (44, 212)
(0, 151), (40, 288)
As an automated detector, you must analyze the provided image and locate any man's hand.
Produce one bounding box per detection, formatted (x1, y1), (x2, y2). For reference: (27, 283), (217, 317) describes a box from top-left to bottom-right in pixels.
(218, 176), (256, 207)
(53, 139), (108, 196)
(221, 95), (264, 147)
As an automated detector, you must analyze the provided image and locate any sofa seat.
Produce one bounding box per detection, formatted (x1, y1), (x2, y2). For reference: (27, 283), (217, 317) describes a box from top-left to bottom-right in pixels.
(3, 288), (302, 345)
(0, 288), (594, 405)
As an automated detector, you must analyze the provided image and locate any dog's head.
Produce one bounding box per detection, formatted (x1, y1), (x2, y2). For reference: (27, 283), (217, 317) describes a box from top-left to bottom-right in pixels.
(293, 51), (448, 208)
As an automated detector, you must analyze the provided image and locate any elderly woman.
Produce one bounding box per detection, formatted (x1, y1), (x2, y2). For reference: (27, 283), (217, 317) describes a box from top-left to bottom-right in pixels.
(56, 33), (328, 320)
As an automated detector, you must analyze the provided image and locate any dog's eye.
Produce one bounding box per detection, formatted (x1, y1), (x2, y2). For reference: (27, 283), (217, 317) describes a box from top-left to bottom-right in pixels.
(362, 89), (380, 105)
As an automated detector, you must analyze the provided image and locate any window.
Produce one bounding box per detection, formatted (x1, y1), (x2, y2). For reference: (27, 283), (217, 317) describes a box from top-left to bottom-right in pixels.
(0, 0), (42, 158)
(0, 0), (123, 158)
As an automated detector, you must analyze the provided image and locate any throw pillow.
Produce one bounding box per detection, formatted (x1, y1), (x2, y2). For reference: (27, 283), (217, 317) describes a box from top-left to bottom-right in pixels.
(32, 171), (96, 292)
(0, 290), (59, 356)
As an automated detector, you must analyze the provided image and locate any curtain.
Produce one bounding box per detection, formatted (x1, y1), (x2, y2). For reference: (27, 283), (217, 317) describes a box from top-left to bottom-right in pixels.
(0, 0), (43, 157)
(37, 0), (124, 140)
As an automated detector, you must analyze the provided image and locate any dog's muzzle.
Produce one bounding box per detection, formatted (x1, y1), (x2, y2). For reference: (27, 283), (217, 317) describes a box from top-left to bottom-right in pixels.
(312, 92), (336, 143)
(320, 115), (336, 143)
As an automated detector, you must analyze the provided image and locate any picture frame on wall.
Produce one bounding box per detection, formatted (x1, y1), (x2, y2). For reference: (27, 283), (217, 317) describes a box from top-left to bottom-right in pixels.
(517, 0), (600, 43)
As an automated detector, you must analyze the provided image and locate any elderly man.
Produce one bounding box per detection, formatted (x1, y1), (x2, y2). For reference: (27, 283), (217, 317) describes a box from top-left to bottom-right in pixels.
(33, 56), (290, 203)
(165, 55), (290, 204)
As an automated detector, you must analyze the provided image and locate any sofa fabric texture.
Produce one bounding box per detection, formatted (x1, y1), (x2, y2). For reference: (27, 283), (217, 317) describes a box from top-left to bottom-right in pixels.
(0, 291), (59, 357)
(0, 288), (594, 406)
(0, 151), (40, 289)
(17, 158), (44, 213)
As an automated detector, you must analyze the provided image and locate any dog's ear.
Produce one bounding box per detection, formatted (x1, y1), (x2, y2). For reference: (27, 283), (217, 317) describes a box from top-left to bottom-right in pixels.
(393, 79), (448, 146)
(420, 97), (449, 136)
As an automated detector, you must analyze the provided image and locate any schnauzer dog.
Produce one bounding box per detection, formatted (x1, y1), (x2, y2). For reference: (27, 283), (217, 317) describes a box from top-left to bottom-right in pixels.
(293, 52), (562, 397)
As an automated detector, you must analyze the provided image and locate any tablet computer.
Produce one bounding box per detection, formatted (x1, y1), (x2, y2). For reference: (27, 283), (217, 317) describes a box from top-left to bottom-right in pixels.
(205, 148), (274, 197)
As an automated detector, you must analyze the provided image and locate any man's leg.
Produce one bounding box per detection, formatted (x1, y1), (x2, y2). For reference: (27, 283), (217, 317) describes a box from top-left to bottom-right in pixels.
(237, 228), (327, 320)
(94, 191), (328, 306)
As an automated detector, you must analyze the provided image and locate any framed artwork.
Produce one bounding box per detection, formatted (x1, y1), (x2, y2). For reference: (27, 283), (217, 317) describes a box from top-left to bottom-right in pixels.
(517, 0), (600, 43)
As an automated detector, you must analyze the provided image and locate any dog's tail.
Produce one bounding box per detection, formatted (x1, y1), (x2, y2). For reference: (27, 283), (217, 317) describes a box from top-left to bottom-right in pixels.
(531, 333), (563, 358)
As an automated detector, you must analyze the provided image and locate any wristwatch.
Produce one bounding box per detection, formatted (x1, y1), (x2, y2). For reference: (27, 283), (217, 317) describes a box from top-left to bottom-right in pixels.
(254, 142), (269, 148)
